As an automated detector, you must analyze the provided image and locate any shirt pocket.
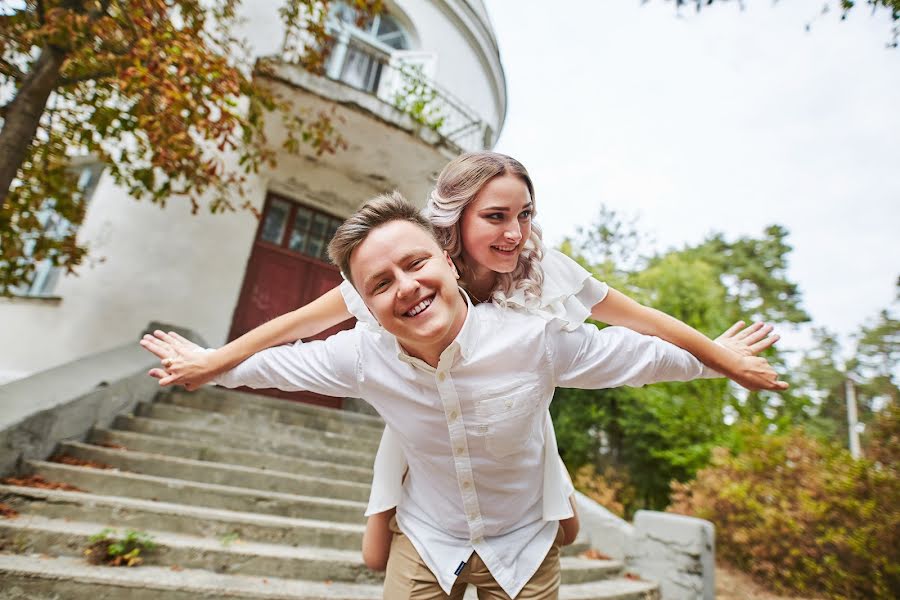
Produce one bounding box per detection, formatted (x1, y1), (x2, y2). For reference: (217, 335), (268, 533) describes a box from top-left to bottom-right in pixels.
(475, 387), (542, 458)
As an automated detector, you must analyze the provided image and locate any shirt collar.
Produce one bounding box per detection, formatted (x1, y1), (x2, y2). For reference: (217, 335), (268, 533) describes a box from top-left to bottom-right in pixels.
(393, 287), (479, 368)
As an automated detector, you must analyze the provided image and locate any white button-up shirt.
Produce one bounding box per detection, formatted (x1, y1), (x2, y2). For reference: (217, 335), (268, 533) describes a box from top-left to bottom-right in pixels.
(215, 296), (716, 598)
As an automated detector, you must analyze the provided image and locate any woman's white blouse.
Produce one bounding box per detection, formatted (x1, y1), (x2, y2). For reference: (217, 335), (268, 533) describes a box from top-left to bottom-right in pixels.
(341, 249), (610, 521)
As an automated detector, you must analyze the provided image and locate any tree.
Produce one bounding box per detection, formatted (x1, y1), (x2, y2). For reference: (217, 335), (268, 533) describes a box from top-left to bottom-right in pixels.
(661, 0), (900, 47)
(797, 291), (900, 446)
(0, 0), (381, 294)
(553, 207), (811, 512)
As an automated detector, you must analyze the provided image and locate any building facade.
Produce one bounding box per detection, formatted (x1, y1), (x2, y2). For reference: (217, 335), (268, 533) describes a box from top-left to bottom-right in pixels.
(0, 0), (507, 387)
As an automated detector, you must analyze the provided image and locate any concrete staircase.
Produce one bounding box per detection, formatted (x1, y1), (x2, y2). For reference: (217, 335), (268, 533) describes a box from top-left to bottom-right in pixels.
(0, 387), (659, 599)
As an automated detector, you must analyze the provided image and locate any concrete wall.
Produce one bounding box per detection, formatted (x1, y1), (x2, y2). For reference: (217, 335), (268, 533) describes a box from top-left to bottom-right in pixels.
(0, 323), (202, 476)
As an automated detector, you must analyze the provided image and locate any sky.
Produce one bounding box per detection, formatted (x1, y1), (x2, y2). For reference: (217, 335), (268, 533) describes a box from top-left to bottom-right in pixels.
(484, 0), (900, 354)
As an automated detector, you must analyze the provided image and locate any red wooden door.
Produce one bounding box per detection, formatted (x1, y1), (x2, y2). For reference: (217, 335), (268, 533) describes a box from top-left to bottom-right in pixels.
(228, 194), (355, 408)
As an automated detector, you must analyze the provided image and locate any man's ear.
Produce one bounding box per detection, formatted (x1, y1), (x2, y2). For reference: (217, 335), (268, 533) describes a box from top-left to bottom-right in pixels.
(444, 251), (460, 279)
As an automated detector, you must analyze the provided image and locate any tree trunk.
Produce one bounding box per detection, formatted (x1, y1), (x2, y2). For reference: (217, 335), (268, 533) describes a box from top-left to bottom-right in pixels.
(0, 46), (67, 205)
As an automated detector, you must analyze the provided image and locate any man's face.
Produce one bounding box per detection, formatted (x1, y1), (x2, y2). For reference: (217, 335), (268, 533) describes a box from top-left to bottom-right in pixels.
(350, 220), (466, 358)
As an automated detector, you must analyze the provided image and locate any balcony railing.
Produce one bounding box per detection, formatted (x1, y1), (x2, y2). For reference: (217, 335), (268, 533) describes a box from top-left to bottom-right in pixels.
(283, 31), (493, 153)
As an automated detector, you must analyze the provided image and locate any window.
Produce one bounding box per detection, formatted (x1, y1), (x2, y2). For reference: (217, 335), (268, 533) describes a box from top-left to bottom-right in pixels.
(258, 195), (343, 263)
(14, 162), (103, 298)
(333, 4), (411, 50)
(326, 3), (411, 94)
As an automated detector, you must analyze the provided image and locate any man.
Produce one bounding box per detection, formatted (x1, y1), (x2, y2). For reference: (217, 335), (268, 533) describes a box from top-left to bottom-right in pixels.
(142, 193), (754, 599)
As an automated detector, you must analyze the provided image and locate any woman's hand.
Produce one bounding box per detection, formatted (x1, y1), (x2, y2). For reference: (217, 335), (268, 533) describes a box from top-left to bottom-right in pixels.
(139, 330), (218, 391)
(714, 321), (788, 391)
(715, 321), (778, 357)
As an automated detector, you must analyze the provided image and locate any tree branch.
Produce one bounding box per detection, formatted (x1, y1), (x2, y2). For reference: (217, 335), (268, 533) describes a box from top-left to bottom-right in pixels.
(0, 57), (26, 81)
(58, 68), (117, 87)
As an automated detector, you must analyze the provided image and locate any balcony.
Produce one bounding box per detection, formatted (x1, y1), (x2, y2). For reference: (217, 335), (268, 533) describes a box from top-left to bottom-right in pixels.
(278, 28), (494, 154)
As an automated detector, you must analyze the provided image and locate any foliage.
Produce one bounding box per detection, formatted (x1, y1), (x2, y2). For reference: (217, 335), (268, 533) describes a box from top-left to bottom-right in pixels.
(555, 207), (810, 511)
(795, 293), (899, 442)
(84, 528), (157, 567)
(660, 0), (900, 47)
(392, 64), (445, 131)
(572, 464), (631, 518)
(670, 422), (900, 599)
(0, 0), (382, 294)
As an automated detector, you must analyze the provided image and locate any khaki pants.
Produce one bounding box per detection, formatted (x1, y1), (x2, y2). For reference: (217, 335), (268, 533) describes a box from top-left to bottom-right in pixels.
(382, 517), (564, 600)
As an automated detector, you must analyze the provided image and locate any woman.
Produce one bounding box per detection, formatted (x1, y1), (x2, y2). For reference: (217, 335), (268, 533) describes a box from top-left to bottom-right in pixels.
(145, 152), (783, 569)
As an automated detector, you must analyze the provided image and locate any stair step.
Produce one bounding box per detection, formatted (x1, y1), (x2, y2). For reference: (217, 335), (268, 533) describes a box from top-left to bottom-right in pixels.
(89, 428), (374, 484)
(135, 402), (381, 455)
(112, 415), (374, 468)
(0, 485), (364, 551)
(0, 515), (381, 584)
(0, 553), (659, 600)
(26, 461), (366, 524)
(167, 388), (385, 436)
(0, 553), (384, 600)
(57, 441), (371, 502)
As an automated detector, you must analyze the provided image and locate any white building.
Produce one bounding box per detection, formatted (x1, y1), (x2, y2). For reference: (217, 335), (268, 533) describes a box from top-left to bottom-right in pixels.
(0, 0), (507, 393)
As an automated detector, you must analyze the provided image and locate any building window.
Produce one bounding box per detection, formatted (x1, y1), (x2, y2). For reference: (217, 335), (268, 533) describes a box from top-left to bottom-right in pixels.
(14, 162), (103, 298)
(333, 4), (411, 50)
(326, 4), (411, 94)
(258, 195), (343, 263)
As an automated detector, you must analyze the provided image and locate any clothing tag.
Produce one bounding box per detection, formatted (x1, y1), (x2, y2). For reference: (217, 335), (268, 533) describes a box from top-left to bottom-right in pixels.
(454, 561), (466, 576)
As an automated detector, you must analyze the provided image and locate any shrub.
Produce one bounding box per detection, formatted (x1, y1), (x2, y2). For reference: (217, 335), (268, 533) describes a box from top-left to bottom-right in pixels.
(670, 420), (899, 599)
(84, 529), (157, 567)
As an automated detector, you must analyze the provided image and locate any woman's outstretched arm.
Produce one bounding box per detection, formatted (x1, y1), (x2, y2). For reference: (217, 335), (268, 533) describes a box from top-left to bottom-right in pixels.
(156, 286), (352, 390)
(592, 288), (788, 392)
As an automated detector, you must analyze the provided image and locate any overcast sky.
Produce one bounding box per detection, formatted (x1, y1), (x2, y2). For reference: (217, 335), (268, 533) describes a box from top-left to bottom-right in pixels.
(485, 0), (899, 353)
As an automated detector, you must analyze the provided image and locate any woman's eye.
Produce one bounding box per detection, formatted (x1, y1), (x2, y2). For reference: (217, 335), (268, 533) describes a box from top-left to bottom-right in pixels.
(485, 213), (504, 221)
(411, 258), (426, 269)
(519, 210), (532, 220)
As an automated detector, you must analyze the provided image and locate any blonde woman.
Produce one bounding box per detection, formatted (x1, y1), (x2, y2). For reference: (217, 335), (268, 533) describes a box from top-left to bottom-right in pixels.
(146, 152), (783, 569)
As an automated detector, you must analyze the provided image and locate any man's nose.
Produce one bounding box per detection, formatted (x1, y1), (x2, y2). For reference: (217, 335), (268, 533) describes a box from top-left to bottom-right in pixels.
(396, 272), (419, 298)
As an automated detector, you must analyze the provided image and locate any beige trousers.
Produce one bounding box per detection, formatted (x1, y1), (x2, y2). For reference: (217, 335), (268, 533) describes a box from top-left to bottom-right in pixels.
(382, 517), (564, 600)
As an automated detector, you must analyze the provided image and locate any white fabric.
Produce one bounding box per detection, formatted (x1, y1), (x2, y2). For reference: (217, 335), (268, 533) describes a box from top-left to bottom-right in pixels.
(366, 248), (609, 521)
(214, 298), (718, 598)
(339, 277), (381, 330)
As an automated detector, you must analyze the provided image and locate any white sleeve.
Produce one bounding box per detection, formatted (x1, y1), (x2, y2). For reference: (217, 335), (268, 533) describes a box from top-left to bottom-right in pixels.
(365, 426), (408, 516)
(506, 249), (608, 331)
(213, 328), (361, 398)
(551, 325), (720, 390)
(339, 278), (381, 330)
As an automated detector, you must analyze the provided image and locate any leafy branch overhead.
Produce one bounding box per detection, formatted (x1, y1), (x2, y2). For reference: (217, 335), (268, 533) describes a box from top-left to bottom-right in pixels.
(662, 0), (900, 47)
(0, 0), (382, 294)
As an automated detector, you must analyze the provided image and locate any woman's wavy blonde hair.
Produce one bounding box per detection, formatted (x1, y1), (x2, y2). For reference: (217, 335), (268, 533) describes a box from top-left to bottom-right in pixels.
(425, 152), (544, 307)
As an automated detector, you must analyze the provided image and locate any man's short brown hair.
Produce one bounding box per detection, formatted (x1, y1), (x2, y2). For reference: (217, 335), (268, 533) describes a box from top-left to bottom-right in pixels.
(327, 191), (437, 287)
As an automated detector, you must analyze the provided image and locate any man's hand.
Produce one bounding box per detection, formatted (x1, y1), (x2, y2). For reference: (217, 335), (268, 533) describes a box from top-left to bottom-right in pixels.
(139, 330), (216, 391)
(714, 321), (789, 392)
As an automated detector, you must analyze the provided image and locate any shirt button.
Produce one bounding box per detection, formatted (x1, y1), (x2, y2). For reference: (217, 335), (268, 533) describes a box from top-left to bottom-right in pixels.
(455, 446), (465, 456)
(437, 372), (446, 382)
(504, 399), (513, 409)
(462, 480), (471, 489)
(448, 410), (458, 421)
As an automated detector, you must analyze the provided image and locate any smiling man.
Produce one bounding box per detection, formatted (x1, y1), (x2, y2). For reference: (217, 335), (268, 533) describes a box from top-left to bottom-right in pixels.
(143, 192), (723, 599)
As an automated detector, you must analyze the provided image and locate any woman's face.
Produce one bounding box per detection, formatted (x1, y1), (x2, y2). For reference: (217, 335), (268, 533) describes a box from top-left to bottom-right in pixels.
(460, 174), (533, 275)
